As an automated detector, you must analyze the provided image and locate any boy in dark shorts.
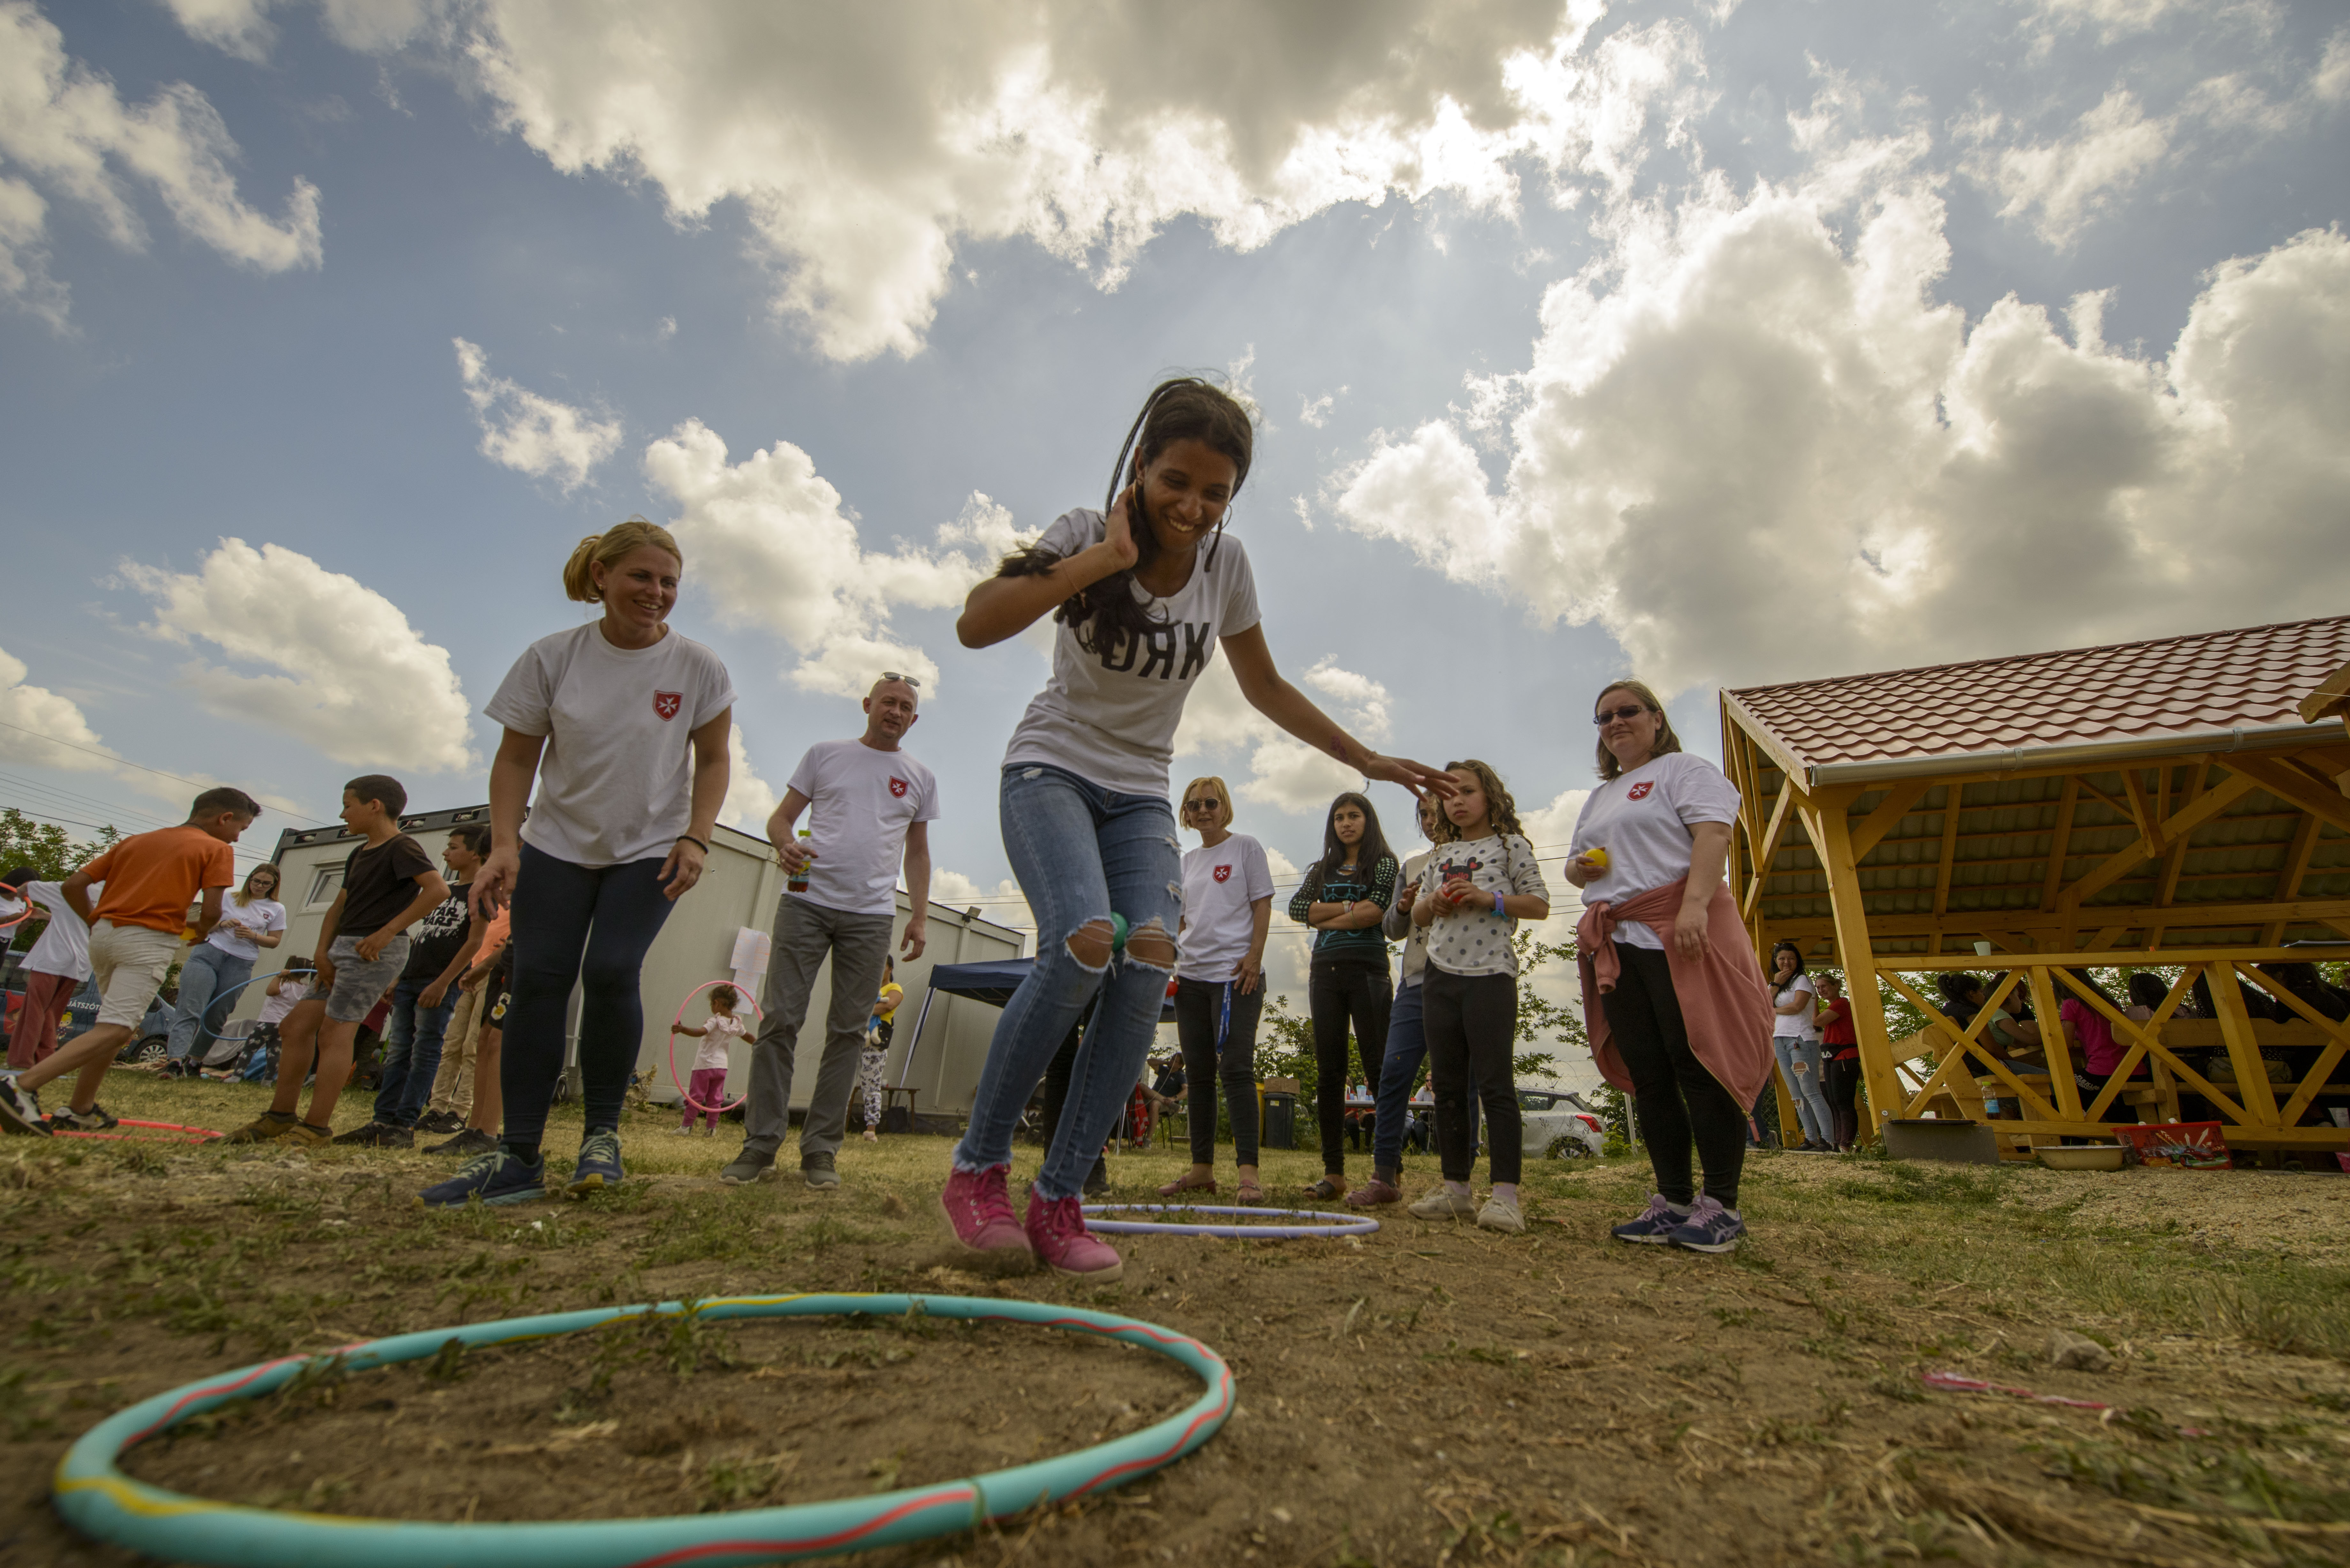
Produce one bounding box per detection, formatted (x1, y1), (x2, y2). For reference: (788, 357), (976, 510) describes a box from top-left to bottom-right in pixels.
(216, 777), (447, 1147)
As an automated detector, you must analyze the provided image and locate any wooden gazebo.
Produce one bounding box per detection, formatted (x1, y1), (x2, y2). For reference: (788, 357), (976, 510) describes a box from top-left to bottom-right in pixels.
(1720, 616), (2350, 1158)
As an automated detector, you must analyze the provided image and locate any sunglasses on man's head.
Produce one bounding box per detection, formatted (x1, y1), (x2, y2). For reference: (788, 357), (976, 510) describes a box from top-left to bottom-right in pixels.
(1592, 704), (1648, 725)
(880, 670), (921, 689)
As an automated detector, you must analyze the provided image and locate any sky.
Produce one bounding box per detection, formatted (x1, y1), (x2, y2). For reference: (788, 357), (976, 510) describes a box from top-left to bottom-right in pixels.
(3, 0), (2346, 1085)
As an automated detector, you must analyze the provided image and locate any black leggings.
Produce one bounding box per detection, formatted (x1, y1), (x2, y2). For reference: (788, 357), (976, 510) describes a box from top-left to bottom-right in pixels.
(1173, 976), (1262, 1166)
(503, 845), (674, 1150)
(1309, 958), (1391, 1176)
(1424, 967), (1520, 1186)
(1600, 942), (1747, 1209)
(1823, 1054), (1861, 1149)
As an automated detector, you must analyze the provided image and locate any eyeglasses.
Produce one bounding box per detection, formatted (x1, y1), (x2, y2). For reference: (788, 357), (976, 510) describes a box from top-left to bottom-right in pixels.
(1592, 704), (1648, 726)
(880, 671), (921, 689)
(1183, 798), (1221, 812)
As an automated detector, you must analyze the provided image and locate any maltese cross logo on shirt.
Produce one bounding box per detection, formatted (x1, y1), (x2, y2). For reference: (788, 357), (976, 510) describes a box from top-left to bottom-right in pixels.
(1627, 780), (1655, 801)
(889, 777), (909, 798)
(1213, 864), (1232, 883)
(652, 691), (683, 721)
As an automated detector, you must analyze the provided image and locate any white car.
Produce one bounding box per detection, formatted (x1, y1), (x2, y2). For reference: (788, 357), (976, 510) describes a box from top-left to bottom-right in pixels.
(1521, 1089), (1606, 1159)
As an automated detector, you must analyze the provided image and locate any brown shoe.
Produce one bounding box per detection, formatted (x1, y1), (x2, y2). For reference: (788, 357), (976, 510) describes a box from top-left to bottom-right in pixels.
(1345, 1177), (1402, 1208)
(283, 1122), (333, 1148)
(211, 1112), (301, 1145)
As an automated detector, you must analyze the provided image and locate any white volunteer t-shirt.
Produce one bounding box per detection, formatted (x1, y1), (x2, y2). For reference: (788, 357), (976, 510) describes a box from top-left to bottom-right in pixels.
(785, 739), (940, 917)
(1771, 971), (1819, 1038)
(21, 880), (93, 981)
(1569, 751), (1743, 951)
(1176, 833), (1274, 981)
(693, 1011), (747, 1072)
(206, 897), (287, 962)
(1002, 510), (1262, 799)
(487, 623), (736, 868)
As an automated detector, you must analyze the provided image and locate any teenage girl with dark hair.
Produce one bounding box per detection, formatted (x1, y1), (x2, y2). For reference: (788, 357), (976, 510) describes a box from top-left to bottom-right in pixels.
(421, 519), (734, 1207)
(941, 376), (1448, 1281)
(1289, 791), (1399, 1198)
(1768, 941), (1832, 1151)
(1571, 679), (1774, 1254)
(1406, 759), (1549, 1233)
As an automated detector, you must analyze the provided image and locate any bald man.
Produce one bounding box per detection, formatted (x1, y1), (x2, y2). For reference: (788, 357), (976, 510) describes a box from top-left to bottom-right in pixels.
(722, 675), (937, 1189)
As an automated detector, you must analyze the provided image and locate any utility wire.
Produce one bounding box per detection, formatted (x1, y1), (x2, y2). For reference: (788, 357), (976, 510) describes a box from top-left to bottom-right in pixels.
(0, 717), (336, 828)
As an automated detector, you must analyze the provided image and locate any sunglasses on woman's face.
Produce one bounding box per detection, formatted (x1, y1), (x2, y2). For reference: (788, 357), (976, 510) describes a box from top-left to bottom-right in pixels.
(1183, 798), (1220, 812)
(1592, 704), (1648, 726)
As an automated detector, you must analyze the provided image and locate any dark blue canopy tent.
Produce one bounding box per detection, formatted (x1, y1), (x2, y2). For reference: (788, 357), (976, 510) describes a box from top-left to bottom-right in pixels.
(891, 957), (1176, 1106)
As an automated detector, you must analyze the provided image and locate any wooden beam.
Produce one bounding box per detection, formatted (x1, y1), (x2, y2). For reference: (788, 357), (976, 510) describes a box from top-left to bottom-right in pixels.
(2261, 810), (2323, 946)
(2039, 778), (2079, 912)
(1740, 780), (1800, 921)
(1879, 970), (2058, 1121)
(2024, 965), (2085, 1122)
(2208, 960), (2281, 1127)
(2119, 768), (2158, 847)
(1759, 895), (2350, 943)
(1805, 794), (1905, 1140)
(2067, 773), (2130, 826)
(1931, 784), (1962, 918)
(2223, 753), (2350, 835)
(1847, 779), (1935, 864)
(2240, 963), (2350, 1127)
(2058, 770), (2260, 911)
(2051, 964), (2253, 1126)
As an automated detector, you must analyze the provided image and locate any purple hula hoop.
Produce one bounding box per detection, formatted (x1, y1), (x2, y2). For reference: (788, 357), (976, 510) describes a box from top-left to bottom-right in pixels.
(1081, 1204), (1380, 1239)
(668, 979), (762, 1114)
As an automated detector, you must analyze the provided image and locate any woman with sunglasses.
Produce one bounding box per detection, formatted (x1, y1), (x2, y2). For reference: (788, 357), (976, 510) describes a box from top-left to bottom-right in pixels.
(165, 863), (285, 1067)
(943, 376), (1449, 1282)
(1568, 679), (1773, 1254)
(1160, 775), (1274, 1202)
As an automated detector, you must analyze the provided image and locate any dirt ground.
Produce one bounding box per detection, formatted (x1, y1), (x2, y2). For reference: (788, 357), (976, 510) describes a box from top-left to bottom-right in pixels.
(5, 1074), (2350, 1567)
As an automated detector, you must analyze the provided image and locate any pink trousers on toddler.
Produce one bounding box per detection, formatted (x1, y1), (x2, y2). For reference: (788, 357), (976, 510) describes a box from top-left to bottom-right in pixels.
(683, 1067), (729, 1129)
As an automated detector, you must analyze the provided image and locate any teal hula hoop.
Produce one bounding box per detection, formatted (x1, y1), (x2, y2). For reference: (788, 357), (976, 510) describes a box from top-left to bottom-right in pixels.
(54, 1291), (1234, 1567)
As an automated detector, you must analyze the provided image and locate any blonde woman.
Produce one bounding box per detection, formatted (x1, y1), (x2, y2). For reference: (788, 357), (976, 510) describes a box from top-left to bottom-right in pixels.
(165, 863), (285, 1065)
(421, 519), (734, 1209)
(1163, 775), (1274, 1203)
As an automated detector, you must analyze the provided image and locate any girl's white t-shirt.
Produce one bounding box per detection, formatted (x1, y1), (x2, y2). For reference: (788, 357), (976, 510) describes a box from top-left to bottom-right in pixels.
(21, 879), (93, 981)
(257, 975), (310, 1026)
(1416, 833), (1549, 978)
(1176, 833), (1275, 981)
(1771, 971), (1819, 1038)
(206, 897), (287, 962)
(1568, 752), (1743, 950)
(487, 623), (737, 868)
(1002, 510), (1262, 799)
(693, 1011), (747, 1072)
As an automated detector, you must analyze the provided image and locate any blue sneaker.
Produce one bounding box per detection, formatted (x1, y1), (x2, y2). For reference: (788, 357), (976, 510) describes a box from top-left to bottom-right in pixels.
(1610, 1192), (1687, 1245)
(1665, 1195), (1746, 1254)
(417, 1150), (547, 1209)
(565, 1130), (624, 1197)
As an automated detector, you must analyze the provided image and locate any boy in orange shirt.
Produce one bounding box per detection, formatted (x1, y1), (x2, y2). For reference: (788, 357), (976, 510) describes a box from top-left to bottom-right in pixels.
(1, 787), (259, 1135)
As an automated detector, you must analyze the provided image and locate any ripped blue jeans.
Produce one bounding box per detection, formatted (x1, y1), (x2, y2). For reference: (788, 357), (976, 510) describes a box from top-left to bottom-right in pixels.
(953, 763), (1183, 1199)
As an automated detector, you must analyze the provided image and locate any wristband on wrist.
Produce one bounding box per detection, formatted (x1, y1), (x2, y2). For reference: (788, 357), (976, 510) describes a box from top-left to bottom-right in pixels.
(1492, 889), (1505, 917)
(675, 834), (710, 854)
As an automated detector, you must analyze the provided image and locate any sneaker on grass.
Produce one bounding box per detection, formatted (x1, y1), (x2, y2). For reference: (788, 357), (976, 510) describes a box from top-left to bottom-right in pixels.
(1610, 1192), (1689, 1245)
(718, 1149), (775, 1185)
(566, 1130), (624, 1197)
(44, 1103), (119, 1133)
(0, 1075), (48, 1137)
(1406, 1186), (1475, 1221)
(1665, 1195), (1745, 1254)
(425, 1127), (497, 1157)
(212, 1110), (300, 1145)
(1476, 1193), (1525, 1233)
(418, 1150), (547, 1209)
(801, 1150), (840, 1189)
(332, 1122), (413, 1148)
(1024, 1192), (1122, 1282)
(939, 1164), (1031, 1261)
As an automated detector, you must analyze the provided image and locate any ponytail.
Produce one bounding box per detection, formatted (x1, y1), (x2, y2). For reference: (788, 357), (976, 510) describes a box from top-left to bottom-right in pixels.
(564, 518), (682, 603)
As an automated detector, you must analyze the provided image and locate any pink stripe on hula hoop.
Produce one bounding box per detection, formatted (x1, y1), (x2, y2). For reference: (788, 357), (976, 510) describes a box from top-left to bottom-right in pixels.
(668, 979), (762, 1114)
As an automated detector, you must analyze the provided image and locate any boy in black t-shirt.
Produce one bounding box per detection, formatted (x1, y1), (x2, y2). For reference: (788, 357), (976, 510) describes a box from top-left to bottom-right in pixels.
(216, 777), (447, 1147)
(339, 824), (488, 1147)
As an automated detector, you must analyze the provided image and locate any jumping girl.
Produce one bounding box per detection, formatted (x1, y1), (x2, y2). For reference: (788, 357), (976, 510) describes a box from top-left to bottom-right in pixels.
(1569, 679), (1773, 1254)
(941, 376), (1447, 1281)
(1406, 760), (1550, 1233)
(1163, 774), (1274, 1204)
(671, 983), (745, 1136)
(1289, 792), (1399, 1199)
(421, 519), (733, 1208)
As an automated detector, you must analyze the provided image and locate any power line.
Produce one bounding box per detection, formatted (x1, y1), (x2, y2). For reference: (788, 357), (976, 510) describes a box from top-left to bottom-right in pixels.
(0, 803), (274, 867)
(0, 717), (336, 829)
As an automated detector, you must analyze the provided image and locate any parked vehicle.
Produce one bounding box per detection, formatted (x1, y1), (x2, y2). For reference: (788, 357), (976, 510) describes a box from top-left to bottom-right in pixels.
(1521, 1088), (1605, 1159)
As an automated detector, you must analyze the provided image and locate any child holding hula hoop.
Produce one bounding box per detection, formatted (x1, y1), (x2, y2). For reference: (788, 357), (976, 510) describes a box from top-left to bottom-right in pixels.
(420, 519), (734, 1208)
(671, 984), (745, 1136)
(940, 376), (1449, 1282)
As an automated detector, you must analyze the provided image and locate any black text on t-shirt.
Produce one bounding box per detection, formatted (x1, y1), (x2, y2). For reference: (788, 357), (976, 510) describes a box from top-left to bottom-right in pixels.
(1099, 622), (1212, 681)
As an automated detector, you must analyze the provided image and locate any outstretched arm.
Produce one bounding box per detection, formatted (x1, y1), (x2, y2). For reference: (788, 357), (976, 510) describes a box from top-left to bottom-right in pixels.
(1221, 625), (1452, 799)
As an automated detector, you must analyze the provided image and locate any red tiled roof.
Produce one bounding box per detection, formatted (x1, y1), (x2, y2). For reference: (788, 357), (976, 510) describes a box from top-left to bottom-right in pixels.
(1725, 616), (2350, 778)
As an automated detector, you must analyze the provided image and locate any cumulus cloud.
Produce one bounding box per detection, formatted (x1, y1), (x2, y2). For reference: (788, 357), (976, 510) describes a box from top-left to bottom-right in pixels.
(1171, 654), (1399, 816)
(1959, 89), (2171, 247)
(0, 1), (322, 324)
(1331, 89), (2350, 695)
(930, 868), (1034, 938)
(0, 644), (114, 772)
(645, 420), (1025, 697)
(452, 338), (623, 490)
(215, 0), (1709, 360)
(716, 725), (778, 833)
(119, 539), (477, 772)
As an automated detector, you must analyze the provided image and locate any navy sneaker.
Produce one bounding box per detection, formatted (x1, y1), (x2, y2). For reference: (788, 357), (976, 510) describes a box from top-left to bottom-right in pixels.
(1665, 1195), (1746, 1254)
(0, 1075), (49, 1138)
(1610, 1192), (1689, 1245)
(417, 1150), (547, 1209)
(565, 1130), (624, 1197)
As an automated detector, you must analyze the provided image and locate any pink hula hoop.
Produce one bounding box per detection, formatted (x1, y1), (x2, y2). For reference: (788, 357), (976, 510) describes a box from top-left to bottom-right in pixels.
(668, 979), (761, 1114)
(52, 1119), (222, 1142)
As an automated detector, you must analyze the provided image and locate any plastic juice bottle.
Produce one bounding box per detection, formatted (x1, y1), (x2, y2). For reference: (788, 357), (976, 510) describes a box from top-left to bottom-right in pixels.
(787, 830), (812, 894)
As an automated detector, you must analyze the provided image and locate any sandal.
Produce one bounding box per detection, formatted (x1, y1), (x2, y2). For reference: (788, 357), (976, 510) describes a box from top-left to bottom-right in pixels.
(1157, 1174), (1217, 1198)
(1234, 1180), (1267, 1205)
(1309, 1177), (1346, 1201)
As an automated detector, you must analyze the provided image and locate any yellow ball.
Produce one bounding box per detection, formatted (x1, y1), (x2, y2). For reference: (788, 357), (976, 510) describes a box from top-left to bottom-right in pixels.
(1582, 847), (1609, 870)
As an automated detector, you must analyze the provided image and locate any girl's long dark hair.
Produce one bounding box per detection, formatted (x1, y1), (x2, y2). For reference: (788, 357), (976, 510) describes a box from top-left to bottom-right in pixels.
(992, 377), (1255, 657)
(1771, 940), (1809, 1000)
(1300, 792), (1396, 900)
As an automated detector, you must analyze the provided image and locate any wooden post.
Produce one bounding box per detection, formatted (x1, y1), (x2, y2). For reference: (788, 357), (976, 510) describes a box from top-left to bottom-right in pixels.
(1802, 789), (1903, 1140)
(2208, 961), (2281, 1128)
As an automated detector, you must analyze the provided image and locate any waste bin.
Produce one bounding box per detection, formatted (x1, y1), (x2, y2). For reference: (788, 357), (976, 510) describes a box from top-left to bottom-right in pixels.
(1261, 1090), (1297, 1151)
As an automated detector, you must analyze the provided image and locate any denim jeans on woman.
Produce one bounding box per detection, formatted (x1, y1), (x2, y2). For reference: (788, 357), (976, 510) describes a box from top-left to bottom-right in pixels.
(373, 977), (459, 1129)
(1772, 1034), (1832, 1144)
(1173, 975), (1263, 1167)
(954, 764), (1183, 1201)
(502, 843), (677, 1150)
(166, 943), (253, 1060)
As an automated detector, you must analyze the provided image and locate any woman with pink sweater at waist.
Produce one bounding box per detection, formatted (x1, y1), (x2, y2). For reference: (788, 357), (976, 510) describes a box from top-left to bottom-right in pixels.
(1567, 678), (1773, 1255)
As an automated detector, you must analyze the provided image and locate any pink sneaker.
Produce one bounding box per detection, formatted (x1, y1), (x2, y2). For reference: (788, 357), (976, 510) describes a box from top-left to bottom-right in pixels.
(1024, 1192), (1124, 1282)
(939, 1164), (1031, 1260)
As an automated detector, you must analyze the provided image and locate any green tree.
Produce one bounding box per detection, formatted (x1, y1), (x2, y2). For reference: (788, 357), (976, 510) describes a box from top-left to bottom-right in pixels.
(1, 808), (118, 951)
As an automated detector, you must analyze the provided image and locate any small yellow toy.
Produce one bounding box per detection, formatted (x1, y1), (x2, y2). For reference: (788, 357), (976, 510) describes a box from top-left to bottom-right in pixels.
(1581, 847), (1609, 871)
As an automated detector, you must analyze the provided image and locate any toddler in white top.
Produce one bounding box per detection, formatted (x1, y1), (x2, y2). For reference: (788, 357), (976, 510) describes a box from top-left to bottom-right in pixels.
(671, 984), (747, 1134)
